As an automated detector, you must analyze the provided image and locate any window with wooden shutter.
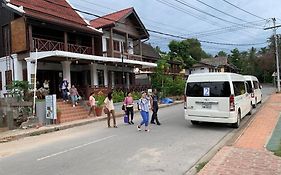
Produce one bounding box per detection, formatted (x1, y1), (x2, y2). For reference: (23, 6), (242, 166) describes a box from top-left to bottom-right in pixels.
(5, 70), (12, 86)
(0, 72), (2, 90)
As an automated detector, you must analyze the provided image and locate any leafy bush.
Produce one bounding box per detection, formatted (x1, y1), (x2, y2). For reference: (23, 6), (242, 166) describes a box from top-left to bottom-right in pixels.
(112, 90), (125, 103)
(95, 91), (106, 107)
(6, 81), (31, 101)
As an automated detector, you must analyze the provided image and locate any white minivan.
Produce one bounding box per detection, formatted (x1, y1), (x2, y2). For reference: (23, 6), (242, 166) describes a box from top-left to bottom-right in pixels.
(184, 73), (252, 128)
(243, 75), (262, 108)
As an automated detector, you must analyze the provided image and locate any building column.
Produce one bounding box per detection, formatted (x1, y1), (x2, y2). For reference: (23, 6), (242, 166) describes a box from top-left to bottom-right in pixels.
(111, 71), (115, 88)
(104, 67), (108, 87)
(61, 61), (71, 86)
(26, 60), (35, 84)
(13, 56), (23, 81)
(28, 25), (33, 51)
(138, 39), (142, 57)
(126, 72), (130, 89)
(90, 63), (98, 86)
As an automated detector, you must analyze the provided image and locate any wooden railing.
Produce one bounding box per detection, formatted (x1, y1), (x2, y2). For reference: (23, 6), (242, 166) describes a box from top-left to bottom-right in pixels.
(33, 38), (92, 55)
(103, 50), (142, 61)
(33, 37), (64, 51)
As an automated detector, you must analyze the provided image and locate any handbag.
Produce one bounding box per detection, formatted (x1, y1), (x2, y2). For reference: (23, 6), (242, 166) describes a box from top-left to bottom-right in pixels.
(124, 115), (129, 123)
(104, 107), (109, 114)
(86, 101), (91, 106)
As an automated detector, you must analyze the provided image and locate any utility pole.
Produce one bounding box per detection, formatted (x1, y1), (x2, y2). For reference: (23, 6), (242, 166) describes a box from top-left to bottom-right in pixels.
(264, 18), (281, 92)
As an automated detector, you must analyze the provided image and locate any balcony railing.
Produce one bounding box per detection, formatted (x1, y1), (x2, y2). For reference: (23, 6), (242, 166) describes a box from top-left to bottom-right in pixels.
(103, 50), (143, 61)
(33, 38), (92, 55)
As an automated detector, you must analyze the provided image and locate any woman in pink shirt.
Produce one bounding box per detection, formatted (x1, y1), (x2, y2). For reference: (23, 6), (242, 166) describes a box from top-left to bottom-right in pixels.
(124, 92), (134, 124)
(88, 92), (96, 117)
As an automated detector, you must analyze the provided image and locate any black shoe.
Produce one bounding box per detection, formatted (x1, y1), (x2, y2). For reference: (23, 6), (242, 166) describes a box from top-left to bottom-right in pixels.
(131, 121), (134, 124)
(150, 121), (156, 124)
(128, 121), (132, 125)
(157, 123), (161, 125)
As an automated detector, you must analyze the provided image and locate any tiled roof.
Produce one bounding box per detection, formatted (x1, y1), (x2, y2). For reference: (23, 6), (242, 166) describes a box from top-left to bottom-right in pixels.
(134, 42), (161, 60)
(9, 0), (98, 33)
(90, 7), (134, 29)
(201, 57), (228, 67)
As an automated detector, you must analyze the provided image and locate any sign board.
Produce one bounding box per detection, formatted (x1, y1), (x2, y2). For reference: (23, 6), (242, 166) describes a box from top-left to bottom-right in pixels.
(45, 95), (57, 119)
(203, 87), (210, 97)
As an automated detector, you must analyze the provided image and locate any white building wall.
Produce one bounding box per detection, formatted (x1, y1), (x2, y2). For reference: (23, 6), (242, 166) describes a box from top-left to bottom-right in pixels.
(0, 54), (24, 97)
(102, 31), (134, 54)
(190, 67), (210, 74)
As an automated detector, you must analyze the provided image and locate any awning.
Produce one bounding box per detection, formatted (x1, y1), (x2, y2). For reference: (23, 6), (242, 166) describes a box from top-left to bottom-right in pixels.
(25, 50), (157, 68)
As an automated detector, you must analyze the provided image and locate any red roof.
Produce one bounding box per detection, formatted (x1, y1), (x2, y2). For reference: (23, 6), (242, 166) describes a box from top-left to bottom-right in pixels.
(9, 0), (99, 34)
(90, 7), (134, 29)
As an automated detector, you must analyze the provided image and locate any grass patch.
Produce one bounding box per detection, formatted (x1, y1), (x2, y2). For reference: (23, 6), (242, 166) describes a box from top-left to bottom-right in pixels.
(196, 161), (208, 172)
(273, 139), (281, 157)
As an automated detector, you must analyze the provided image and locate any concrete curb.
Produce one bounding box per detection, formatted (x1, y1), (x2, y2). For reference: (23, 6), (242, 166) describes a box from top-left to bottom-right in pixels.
(0, 101), (183, 143)
(184, 96), (271, 175)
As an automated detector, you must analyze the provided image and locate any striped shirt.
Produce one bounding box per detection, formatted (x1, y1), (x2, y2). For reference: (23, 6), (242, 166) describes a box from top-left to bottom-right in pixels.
(138, 97), (150, 112)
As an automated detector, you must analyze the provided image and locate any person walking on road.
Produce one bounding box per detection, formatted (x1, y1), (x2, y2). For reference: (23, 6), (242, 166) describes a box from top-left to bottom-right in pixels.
(137, 91), (151, 132)
(69, 85), (79, 107)
(104, 92), (117, 128)
(150, 89), (161, 125)
(124, 92), (134, 124)
(88, 92), (96, 117)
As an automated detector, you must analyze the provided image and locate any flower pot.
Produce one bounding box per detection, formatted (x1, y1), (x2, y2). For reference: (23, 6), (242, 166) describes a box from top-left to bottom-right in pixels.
(95, 106), (103, 117)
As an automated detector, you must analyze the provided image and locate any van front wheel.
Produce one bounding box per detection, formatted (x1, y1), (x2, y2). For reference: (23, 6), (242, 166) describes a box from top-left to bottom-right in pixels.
(232, 112), (241, 128)
(191, 120), (200, 125)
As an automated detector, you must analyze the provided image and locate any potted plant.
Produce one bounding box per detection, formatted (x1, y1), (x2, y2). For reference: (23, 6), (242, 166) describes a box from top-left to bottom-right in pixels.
(95, 91), (106, 117)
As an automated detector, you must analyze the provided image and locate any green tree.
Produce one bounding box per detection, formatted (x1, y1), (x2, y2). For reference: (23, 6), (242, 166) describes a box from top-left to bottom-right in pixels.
(217, 51), (227, 57)
(168, 38), (205, 68)
(229, 48), (242, 72)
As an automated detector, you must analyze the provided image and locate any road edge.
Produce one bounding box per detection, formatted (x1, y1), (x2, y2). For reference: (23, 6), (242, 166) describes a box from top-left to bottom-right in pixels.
(184, 96), (271, 175)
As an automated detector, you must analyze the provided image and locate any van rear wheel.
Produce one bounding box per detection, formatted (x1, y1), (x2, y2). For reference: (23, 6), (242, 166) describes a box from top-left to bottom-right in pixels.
(191, 120), (200, 125)
(232, 112), (241, 128)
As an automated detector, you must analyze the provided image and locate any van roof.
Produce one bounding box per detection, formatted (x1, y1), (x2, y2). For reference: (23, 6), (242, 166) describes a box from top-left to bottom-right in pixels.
(187, 73), (245, 82)
(243, 75), (259, 81)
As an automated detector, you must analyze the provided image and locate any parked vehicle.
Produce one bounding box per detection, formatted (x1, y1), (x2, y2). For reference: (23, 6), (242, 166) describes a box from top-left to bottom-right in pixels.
(243, 75), (262, 108)
(184, 73), (252, 128)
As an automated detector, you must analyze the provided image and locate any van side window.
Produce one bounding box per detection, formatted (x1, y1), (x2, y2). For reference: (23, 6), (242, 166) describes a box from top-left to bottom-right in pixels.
(246, 82), (251, 93)
(253, 81), (259, 89)
(233, 81), (246, 96)
(246, 81), (253, 93)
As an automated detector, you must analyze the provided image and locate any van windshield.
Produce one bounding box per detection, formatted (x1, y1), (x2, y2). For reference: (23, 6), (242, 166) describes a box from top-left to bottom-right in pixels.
(186, 81), (231, 97)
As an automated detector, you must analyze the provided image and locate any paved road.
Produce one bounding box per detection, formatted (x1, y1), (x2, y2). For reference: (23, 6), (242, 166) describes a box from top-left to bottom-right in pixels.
(0, 86), (275, 175)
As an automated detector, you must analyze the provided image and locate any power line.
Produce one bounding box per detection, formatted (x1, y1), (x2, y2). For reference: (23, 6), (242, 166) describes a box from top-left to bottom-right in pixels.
(195, 0), (249, 23)
(221, 0), (266, 20)
(38, 0), (267, 47)
(79, 0), (266, 38)
(172, 0), (241, 25)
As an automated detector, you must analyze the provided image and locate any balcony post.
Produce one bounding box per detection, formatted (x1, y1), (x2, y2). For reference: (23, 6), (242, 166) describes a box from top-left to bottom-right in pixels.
(125, 33), (128, 53)
(109, 28), (114, 57)
(90, 63), (98, 86)
(111, 71), (115, 88)
(61, 61), (72, 86)
(91, 37), (95, 55)
(64, 32), (68, 51)
(28, 25), (33, 51)
(138, 39), (142, 58)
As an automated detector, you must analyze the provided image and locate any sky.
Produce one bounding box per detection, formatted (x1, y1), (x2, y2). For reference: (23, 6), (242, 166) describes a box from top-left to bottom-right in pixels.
(69, 0), (281, 55)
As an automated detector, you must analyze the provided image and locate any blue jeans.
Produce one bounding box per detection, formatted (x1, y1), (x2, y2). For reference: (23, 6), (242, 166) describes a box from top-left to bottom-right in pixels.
(71, 95), (77, 105)
(62, 89), (68, 101)
(140, 111), (149, 126)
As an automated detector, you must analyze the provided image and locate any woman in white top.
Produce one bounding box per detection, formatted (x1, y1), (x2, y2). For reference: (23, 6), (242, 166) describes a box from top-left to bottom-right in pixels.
(104, 92), (117, 128)
(88, 92), (96, 117)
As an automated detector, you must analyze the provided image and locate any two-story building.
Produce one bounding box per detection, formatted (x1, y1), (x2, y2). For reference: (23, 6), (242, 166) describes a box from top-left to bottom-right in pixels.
(189, 57), (238, 75)
(0, 0), (156, 98)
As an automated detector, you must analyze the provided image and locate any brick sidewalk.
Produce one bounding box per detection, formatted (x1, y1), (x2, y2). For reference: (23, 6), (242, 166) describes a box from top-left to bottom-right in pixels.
(198, 94), (281, 175)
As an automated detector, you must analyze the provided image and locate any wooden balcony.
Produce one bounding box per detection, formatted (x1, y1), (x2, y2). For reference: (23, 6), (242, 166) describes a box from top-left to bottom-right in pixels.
(33, 38), (92, 55)
(103, 50), (142, 61)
